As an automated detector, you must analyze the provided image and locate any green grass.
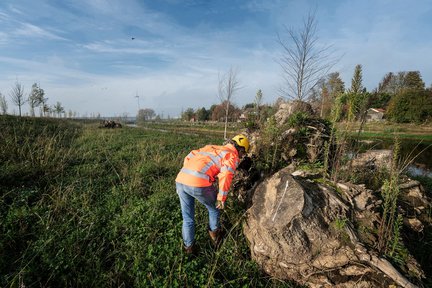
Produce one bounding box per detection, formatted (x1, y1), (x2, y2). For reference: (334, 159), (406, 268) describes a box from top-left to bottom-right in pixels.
(0, 115), (295, 287)
(351, 131), (432, 141)
(336, 121), (432, 141)
(138, 120), (244, 138)
(145, 120), (432, 141)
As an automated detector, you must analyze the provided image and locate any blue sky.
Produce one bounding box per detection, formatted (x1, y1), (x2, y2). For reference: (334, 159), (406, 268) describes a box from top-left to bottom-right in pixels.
(1, 0), (431, 118)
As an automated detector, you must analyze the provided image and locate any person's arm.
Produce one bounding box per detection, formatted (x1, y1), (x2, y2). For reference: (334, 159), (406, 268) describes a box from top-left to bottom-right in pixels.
(216, 153), (239, 206)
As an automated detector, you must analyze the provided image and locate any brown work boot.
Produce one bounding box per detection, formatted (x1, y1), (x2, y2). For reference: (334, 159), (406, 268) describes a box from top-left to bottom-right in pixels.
(183, 244), (197, 256)
(208, 228), (223, 247)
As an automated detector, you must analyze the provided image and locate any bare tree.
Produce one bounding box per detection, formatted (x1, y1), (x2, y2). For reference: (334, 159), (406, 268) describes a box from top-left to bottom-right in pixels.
(43, 103), (51, 117)
(40, 95), (48, 116)
(28, 83), (45, 117)
(0, 92), (8, 115)
(278, 12), (338, 101)
(254, 89), (263, 122)
(218, 67), (241, 139)
(9, 81), (26, 116)
(53, 101), (65, 117)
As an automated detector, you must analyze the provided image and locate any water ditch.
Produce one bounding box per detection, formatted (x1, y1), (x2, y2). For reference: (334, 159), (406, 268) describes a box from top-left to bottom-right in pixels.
(358, 139), (432, 177)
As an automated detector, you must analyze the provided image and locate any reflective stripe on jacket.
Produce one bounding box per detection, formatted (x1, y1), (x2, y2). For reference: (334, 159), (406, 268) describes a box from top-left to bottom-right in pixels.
(175, 143), (239, 202)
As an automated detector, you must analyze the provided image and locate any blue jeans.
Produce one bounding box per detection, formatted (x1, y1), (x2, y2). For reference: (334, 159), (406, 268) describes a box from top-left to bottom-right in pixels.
(176, 182), (220, 247)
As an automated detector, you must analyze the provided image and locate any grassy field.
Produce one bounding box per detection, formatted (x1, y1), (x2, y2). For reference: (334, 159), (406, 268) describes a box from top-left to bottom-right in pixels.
(0, 115), (295, 287)
(139, 120), (432, 141)
(336, 121), (432, 141)
(2, 116), (432, 287)
(137, 120), (243, 139)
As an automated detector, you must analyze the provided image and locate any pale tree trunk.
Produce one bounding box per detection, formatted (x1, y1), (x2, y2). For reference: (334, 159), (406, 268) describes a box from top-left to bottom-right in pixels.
(218, 67), (240, 139)
(10, 82), (25, 117)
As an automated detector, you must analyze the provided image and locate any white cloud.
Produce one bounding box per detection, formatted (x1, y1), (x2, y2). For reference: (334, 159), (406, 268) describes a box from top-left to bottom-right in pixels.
(0, 11), (10, 20)
(82, 40), (173, 56)
(0, 32), (8, 45)
(7, 4), (24, 15)
(15, 23), (67, 41)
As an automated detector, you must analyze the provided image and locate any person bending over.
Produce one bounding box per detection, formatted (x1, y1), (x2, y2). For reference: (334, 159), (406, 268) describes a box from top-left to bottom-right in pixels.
(175, 134), (250, 254)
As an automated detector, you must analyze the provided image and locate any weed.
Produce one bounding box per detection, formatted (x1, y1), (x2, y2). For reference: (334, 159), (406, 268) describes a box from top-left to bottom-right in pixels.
(296, 162), (324, 174)
(377, 139), (401, 253)
(287, 112), (308, 128)
(388, 214), (408, 266)
(255, 115), (283, 174)
(333, 217), (348, 230)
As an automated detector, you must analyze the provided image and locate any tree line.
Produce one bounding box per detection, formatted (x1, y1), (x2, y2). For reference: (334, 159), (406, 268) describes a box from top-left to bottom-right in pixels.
(167, 65), (431, 125)
(0, 81), (68, 118)
(311, 66), (432, 123)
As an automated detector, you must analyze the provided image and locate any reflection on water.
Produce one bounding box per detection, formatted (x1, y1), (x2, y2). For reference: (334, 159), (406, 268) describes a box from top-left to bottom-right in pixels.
(356, 139), (432, 177)
(406, 165), (432, 177)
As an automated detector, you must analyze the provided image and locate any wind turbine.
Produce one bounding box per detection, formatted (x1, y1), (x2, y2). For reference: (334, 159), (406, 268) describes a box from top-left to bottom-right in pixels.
(135, 91), (140, 110)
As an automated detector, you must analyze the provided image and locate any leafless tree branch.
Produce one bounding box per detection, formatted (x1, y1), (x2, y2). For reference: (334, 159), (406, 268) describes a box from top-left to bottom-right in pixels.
(218, 67), (241, 139)
(9, 81), (26, 117)
(277, 11), (339, 101)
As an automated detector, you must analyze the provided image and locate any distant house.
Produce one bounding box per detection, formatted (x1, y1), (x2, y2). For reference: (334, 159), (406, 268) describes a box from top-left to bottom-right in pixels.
(237, 108), (257, 122)
(238, 113), (247, 122)
(366, 108), (385, 121)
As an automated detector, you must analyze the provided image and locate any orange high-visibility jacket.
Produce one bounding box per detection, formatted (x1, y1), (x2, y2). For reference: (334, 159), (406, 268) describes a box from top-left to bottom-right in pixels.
(175, 143), (240, 202)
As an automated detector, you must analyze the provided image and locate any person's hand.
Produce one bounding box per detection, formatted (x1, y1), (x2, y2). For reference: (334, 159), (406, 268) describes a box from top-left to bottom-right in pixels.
(216, 200), (225, 209)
